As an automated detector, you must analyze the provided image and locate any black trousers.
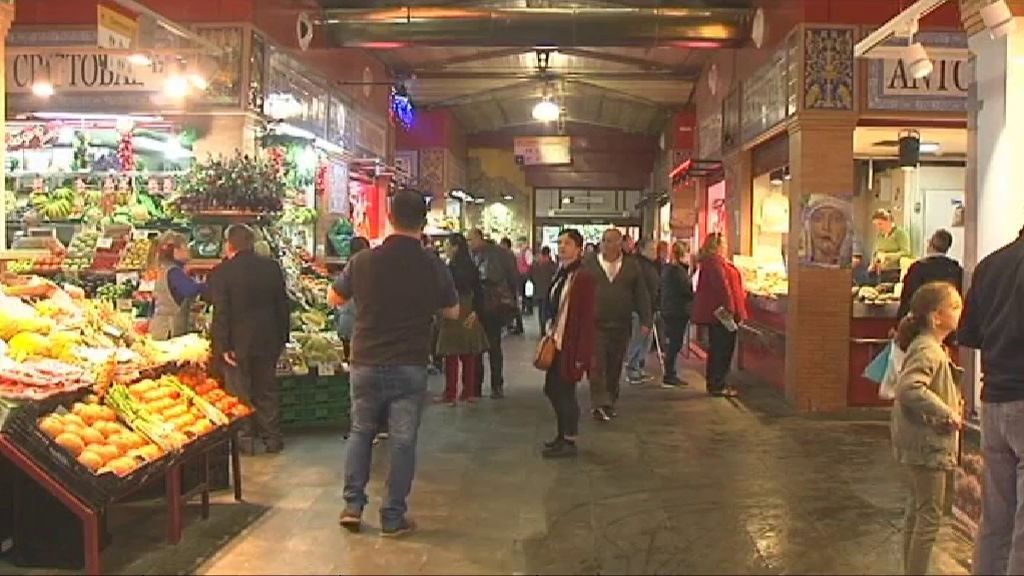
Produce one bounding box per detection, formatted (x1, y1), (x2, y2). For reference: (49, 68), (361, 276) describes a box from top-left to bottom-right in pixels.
(663, 315), (690, 379)
(477, 314), (505, 392)
(535, 296), (550, 335)
(544, 354), (579, 439)
(225, 354), (281, 445)
(706, 323), (737, 393)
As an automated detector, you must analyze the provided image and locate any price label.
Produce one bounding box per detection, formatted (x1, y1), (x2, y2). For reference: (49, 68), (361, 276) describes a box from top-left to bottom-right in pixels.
(138, 279), (155, 292)
(132, 229), (150, 240)
(116, 272), (140, 285)
(318, 363), (336, 376)
(96, 237), (114, 250)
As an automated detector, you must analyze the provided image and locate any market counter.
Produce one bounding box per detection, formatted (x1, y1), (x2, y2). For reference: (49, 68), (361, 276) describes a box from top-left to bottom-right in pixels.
(849, 302), (898, 408)
(737, 295), (898, 407)
(737, 294), (787, 393)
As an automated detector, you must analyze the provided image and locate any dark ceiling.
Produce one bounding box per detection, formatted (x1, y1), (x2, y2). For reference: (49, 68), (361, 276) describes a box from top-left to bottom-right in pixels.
(315, 1), (753, 134)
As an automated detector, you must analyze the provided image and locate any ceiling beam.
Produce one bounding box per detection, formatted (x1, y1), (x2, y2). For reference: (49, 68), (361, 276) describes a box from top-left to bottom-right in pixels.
(564, 79), (668, 108)
(421, 79), (546, 108)
(395, 48), (531, 73)
(555, 48), (697, 74)
(406, 70), (698, 81)
(476, 117), (657, 134)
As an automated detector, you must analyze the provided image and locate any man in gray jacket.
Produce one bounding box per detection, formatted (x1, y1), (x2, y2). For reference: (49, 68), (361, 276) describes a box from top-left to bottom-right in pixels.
(583, 228), (652, 421)
(469, 228), (519, 398)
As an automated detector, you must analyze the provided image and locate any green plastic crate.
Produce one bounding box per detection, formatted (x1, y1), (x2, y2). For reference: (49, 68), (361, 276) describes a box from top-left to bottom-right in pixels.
(281, 400), (350, 427)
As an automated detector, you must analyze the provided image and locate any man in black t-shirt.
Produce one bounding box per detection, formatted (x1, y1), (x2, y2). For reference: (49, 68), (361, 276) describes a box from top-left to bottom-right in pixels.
(329, 190), (459, 538)
(961, 226), (1024, 574)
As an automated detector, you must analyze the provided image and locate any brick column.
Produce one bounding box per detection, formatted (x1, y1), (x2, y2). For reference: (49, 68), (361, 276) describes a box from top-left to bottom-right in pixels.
(0, 2), (13, 250)
(785, 116), (856, 412)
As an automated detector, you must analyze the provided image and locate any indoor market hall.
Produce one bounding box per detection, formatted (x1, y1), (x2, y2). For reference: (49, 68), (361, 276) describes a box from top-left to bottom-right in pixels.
(2, 0), (1024, 575)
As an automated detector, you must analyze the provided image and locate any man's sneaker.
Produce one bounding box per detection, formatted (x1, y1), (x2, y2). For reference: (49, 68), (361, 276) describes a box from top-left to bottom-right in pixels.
(339, 508), (363, 533)
(605, 406), (618, 418)
(542, 440), (578, 459)
(544, 437), (563, 449)
(662, 376), (689, 388)
(381, 517), (417, 538)
(592, 408), (611, 422)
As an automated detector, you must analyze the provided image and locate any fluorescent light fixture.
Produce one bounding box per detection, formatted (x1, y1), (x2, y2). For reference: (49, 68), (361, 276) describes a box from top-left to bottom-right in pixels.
(31, 81), (55, 98)
(163, 75), (190, 99)
(532, 99), (560, 122)
(561, 197), (572, 205)
(30, 113), (163, 123)
(502, 194), (514, 201)
(188, 74), (209, 91)
(474, 198), (486, 204)
(127, 53), (152, 66)
(981, 0), (1017, 40)
(271, 122), (317, 141)
(919, 141), (941, 154)
(905, 41), (933, 80)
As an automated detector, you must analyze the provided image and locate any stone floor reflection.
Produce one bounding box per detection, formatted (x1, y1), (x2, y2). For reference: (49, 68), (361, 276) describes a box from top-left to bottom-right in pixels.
(199, 334), (972, 575)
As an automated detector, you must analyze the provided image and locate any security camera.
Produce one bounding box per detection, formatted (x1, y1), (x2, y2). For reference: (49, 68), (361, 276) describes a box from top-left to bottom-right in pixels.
(981, 0), (1017, 40)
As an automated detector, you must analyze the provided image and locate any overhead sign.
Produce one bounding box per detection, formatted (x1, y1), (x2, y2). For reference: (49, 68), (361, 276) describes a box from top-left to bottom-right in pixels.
(97, 3), (139, 77)
(514, 136), (571, 166)
(866, 31), (968, 113)
(7, 51), (164, 93)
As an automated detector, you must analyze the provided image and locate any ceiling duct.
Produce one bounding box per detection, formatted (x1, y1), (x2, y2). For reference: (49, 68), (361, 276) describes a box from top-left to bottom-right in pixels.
(319, 6), (749, 48)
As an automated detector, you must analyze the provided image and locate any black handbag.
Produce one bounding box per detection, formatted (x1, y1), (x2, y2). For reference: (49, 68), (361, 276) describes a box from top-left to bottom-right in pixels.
(483, 281), (517, 322)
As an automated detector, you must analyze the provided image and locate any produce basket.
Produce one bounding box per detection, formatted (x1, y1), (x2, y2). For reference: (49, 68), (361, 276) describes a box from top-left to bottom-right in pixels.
(3, 407), (173, 509)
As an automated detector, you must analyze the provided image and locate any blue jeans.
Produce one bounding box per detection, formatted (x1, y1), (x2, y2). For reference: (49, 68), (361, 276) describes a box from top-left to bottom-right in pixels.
(974, 400), (1024, 575)
(344, 365), (428, 527)
(626, 312), (654, 377)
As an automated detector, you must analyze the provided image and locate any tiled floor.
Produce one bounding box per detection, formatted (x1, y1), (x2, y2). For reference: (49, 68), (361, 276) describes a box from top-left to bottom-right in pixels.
(196, 333), (973, 575)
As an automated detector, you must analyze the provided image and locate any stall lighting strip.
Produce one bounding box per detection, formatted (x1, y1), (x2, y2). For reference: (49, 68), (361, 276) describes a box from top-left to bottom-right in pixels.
(268, 122), (347, 156)
(854, 0), (950, 59)
(110, 0), (224, 54)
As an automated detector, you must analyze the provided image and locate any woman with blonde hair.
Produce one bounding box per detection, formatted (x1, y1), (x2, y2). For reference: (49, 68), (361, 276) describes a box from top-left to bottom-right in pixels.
(691, 233), (747, 397)
(890, 282), (964, 574)
(150, 231), (206, 340)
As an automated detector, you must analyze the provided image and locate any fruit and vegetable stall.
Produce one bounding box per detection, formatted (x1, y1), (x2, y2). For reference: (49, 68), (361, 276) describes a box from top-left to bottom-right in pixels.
(0, 280), (253, 575)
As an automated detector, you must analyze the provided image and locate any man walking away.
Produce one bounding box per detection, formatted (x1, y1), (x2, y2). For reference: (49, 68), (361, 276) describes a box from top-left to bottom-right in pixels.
(960, 226), (1024, 575)
(500, 237), (525, 335)
(583, 228), (652, 421)
(211, 225), (291, 453)
(330, 190), (459, 537)
(469, 229), (519, 398)
(530, 246), (558, 336)
(898, 229), (964, 323)
(626, 238), (662, 385)
(661, 240), (694, 387)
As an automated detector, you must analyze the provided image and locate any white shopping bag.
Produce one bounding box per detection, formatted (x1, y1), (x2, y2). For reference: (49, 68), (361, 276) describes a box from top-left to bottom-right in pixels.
(525, 280), (534, 298)
(879, 341), (906, 401)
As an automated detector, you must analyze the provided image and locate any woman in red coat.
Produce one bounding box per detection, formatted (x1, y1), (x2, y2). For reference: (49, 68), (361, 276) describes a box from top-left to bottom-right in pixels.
(541, 228), (597, 459)
(691, 233), (748, 398)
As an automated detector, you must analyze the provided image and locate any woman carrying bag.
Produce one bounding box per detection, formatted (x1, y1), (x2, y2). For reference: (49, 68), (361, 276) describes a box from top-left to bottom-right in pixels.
(691, 233), (748, 397)
(435, 233), (490, 405)
(537, 229), (597, 459)
(890, 281), (965, 575)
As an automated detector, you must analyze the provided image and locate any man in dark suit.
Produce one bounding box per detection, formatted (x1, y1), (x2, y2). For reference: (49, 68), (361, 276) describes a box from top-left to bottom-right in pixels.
(211, 225), (291, 453)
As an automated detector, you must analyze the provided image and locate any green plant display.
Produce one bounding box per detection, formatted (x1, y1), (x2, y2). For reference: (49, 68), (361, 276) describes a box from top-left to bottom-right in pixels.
(174, 152), (285, 214)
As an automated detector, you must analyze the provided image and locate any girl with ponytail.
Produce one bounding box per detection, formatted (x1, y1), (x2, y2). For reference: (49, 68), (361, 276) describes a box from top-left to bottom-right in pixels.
(890, 281), (965, 575)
